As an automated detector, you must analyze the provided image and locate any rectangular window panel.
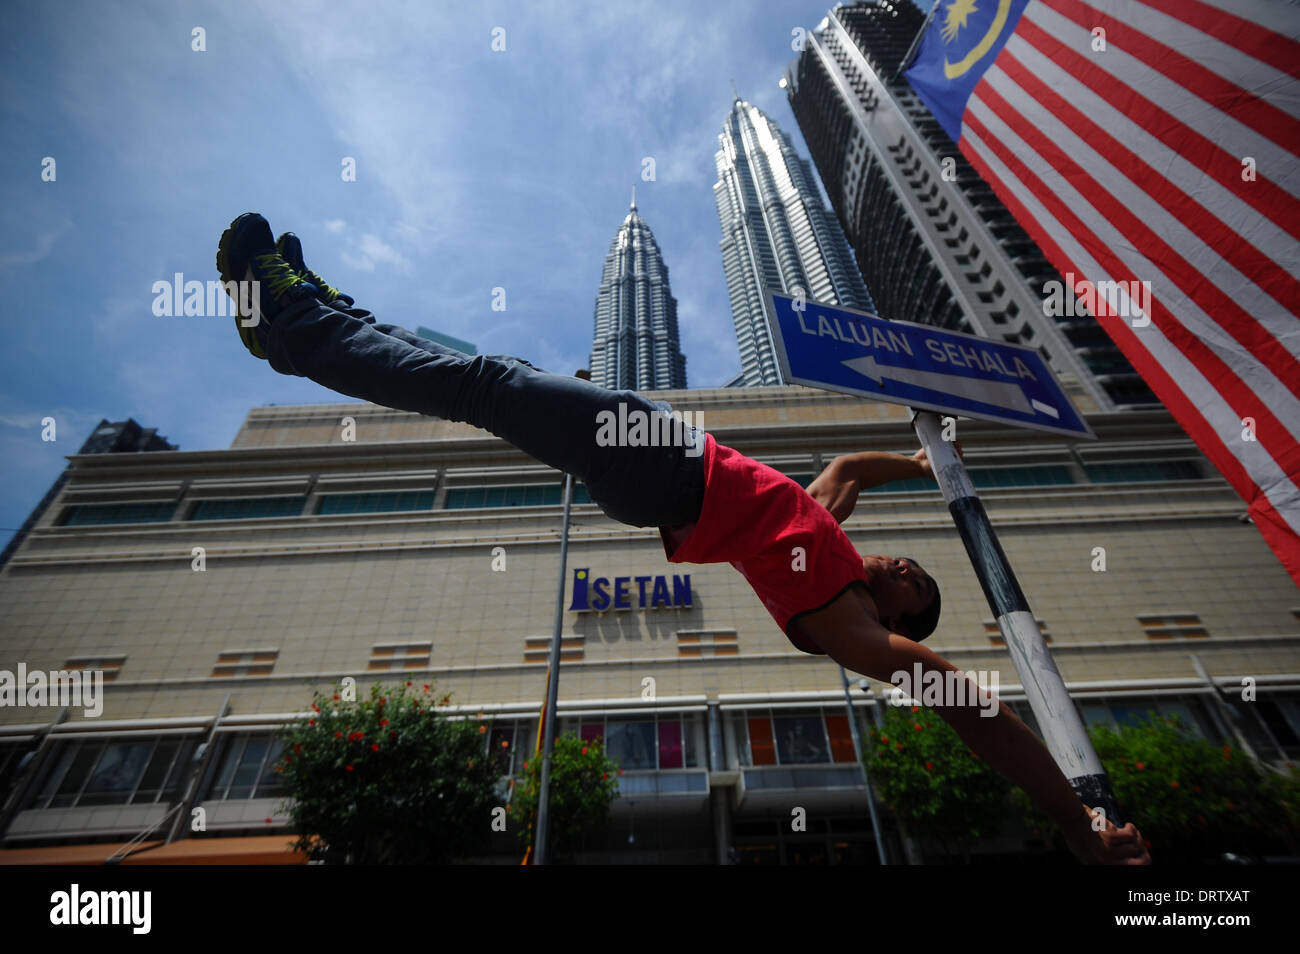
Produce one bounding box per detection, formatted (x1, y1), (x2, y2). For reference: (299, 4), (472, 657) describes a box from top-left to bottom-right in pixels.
(131, 740), (180, 804)
(774, 715), (830, 764)
(605, 721), (657, 770)
(61, 501), (177, 526)
(1110, 703), (1159, 729)
(657, 720), (684, 770)
(254, 739), (286, 798)
(824, 714), (857, 763)
(189, 497), (305, 521)
(229, 738), (270, 798)
(49, 743), (104, 808)
(445, 483), (591, 509)
(747, 717), (776, 766)
(970, 465), (1074, 488)
(80, 741), (153, 806)
(317, 491), (435, 515)
(580, 722), (604, 744)
(1085, 461), (1201, 483)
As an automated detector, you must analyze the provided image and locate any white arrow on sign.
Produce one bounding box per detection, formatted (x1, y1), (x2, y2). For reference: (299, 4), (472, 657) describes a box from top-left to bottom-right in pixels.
(841, 353), (1046, 417)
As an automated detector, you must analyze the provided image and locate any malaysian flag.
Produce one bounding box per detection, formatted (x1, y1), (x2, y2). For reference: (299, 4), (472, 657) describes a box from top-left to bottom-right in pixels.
(904, 0), (1300, 586)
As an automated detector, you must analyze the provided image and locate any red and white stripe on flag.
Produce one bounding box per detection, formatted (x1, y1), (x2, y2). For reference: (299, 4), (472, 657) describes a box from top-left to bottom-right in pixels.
(954, 0), (1300, 586)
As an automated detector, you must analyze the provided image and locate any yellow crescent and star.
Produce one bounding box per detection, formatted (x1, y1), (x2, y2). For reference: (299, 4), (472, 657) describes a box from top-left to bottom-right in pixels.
(940, 0), (1014, 79)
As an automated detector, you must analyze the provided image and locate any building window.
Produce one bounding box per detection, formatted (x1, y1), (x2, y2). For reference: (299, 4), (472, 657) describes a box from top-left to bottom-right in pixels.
(444, 484), (592, 509)
(316, 491), (435, 515)
(212, 649), (279, 678)
(569, 714), (704, 771)
(1084, 461), (1202, 483)
(207, 733), (286, 800)
(1138, 614), (1209, 639)
(63, 656), (127, 683)
(188, 497), (306, 520)
(741, 710), (860, 767)
(368, 642), (432, 670)
(59, 501), (177, 526)
(970, 465), (1074, 488)
(27, 737), (196, 810)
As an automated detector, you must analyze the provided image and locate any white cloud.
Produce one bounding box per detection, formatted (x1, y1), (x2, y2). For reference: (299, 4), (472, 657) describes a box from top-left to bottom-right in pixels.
(0, 226), (68, 269)
(341, 233), (411, 273)
(324, 218), (346, 233)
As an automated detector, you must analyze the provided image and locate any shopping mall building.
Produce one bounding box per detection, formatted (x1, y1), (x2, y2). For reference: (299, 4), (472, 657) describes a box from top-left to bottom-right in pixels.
(1, 384), (1297, 864)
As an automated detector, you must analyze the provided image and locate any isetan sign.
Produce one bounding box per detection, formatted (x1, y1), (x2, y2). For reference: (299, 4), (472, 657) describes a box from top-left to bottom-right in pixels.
(568, 568), (693, 612)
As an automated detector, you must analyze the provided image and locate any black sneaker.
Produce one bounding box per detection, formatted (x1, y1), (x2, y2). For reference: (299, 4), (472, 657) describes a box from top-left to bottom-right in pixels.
(216, 213), (319, 360)
(277, 232), (353, 307)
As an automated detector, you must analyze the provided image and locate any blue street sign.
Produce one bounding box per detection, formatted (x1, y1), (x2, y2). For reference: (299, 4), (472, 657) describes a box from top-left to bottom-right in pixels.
(763, 290), (1095, 439)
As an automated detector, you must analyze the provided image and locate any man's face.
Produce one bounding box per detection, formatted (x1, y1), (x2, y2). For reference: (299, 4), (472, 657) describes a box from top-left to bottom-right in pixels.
(861, 555), (936, 622)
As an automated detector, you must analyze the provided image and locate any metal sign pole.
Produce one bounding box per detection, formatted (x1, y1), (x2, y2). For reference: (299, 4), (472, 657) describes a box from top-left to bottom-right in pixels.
(533, 471), (574, 865)
(839, 665), (889, 864)
(910, 408), (1125, 826)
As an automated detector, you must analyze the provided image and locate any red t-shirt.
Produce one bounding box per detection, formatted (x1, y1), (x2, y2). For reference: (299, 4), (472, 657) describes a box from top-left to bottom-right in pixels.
(659, 433), (869, 654)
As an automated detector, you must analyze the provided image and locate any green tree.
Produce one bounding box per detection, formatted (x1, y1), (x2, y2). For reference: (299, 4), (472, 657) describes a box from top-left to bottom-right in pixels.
(1013, 713), (1300, 863)
(864, 704), (1012, 861)
(275, 681), (503, 864)
(509, 732), (620, 863)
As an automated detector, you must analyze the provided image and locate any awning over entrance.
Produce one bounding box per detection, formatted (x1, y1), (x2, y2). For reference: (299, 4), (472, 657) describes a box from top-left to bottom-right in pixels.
(0, 835), (308, 865)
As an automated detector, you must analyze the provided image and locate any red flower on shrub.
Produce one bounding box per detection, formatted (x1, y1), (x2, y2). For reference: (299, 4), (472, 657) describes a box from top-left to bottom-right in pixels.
(334, 731), (342, 738)
(371, 744), (379, 752)
(925, 761), (933, 771)
(380, 719), (389, 727)
(345, 765), (353, 772)
(1136, 762), (1145, 770)
(914, 723), (922, 731)
(308, 720), (315, 727)
(582, 747), (588, 755)
(881, 735), (889, 744)
(1170, 781), (1178, 789)
(911, 706), (919, 713)
(333, 694), (339, 701)
(895, 743), (903, 751)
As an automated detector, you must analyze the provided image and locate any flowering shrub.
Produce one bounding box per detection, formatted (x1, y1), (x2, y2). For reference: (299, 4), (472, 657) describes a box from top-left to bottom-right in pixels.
(276, 681), (500, 864)
(509, 733), (619, 863)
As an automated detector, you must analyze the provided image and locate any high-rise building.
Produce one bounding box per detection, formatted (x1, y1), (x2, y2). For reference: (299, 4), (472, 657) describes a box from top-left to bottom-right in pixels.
(785, 0), (1158, 411)
(415, 327), (476, 355)
(714, 96), (874, 387)
(589, 195), (687, 391)
(0, 419), (176, 573)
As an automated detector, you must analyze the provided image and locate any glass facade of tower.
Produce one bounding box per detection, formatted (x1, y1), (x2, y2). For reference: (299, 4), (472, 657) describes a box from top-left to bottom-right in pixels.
(714, 98), (874, 387)
(786, 0), (1158, 410)
(589, 200), (687, 391)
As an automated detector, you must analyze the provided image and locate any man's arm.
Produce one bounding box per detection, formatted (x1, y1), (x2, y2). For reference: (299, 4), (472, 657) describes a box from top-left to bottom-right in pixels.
(806, 449), (936, 523)
(799, 596), (1151, 864)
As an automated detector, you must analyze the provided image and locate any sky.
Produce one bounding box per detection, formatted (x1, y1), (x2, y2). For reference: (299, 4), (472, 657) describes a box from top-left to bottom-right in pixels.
(0, 0), (860, 552)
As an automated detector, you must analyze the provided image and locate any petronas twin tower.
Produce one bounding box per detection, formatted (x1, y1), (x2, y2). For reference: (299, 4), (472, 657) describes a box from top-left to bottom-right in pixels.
(589, 191), (687, 391)
(590, 96), (865, 391)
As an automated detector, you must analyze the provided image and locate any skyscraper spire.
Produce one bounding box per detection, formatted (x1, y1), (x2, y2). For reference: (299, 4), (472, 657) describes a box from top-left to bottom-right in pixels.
(630, 184), (636, 211)
(730, 78), (740, 102)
